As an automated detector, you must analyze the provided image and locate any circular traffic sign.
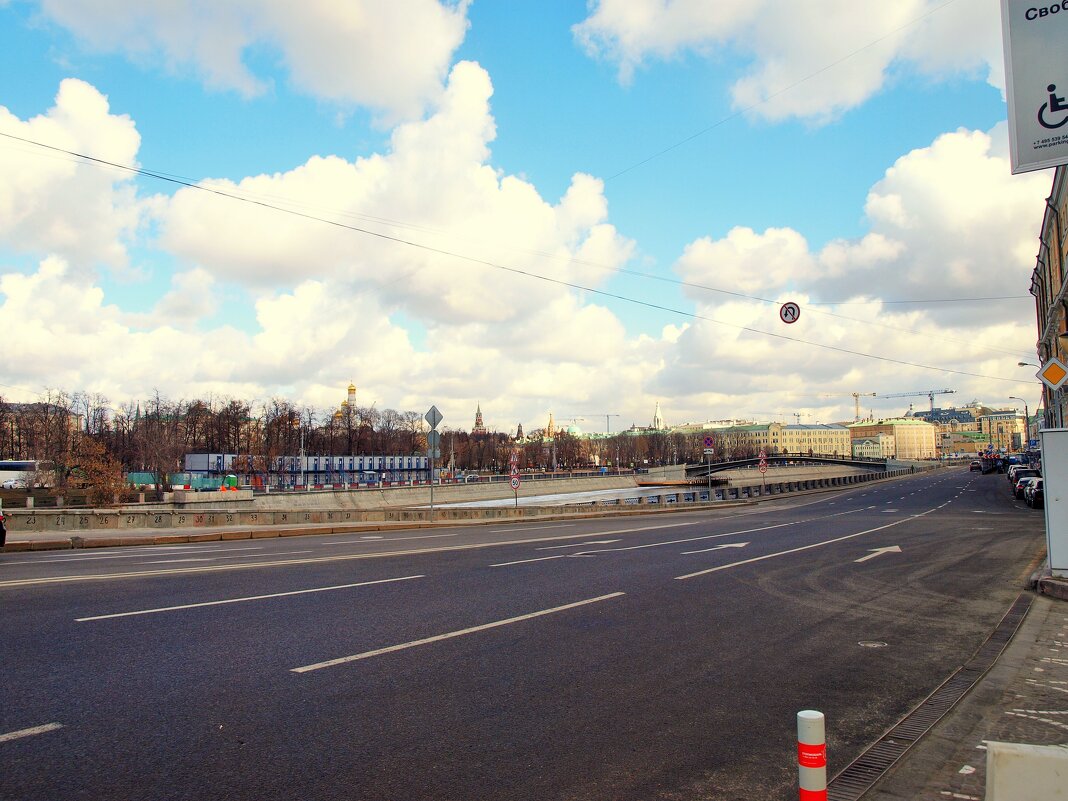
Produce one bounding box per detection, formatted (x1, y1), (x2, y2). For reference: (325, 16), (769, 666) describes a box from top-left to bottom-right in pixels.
(703, 436), (714, 448)
(510, 476), (521, 490)
(779, 302), (800, 324)
(759, 464), (768, 474)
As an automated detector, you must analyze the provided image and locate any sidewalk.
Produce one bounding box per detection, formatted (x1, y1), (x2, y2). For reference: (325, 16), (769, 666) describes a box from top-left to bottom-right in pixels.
(855, 572), (1068, 801)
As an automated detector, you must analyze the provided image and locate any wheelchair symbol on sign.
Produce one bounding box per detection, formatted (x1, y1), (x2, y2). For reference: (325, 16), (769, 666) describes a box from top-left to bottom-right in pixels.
(1039, 84), (1068, 130)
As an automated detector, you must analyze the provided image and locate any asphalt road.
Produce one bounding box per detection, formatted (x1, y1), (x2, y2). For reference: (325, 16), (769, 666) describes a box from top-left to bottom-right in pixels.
(0, 469), (1046, 801)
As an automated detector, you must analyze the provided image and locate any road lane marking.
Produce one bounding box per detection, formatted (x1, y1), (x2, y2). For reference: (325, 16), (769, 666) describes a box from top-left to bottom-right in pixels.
(291, 592), (625, 672)
(321, 533), (459, 544)
(487, 524), (574, 533)
(491, 555), (571, 567)
(114, 549), (319, 566)
(0, 532), (646, 588)
(0, 723), (63, 743)
(75, 575), (424, 622)
(681, 542), (749, 555)
(675, 509), (934, 581)
(536, 540), (620, 550)
(10, 545), (268, 565)
(855, 546), (902, 563)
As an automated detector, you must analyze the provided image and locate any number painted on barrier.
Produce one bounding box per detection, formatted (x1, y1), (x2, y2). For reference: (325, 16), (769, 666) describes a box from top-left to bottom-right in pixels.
(127, 515), (136, 524)
(249, 514), (258, 522)
(304, 513), (311, 521)
(153, 515), (163, 524)
(100, 516), (109, 526)
(177, 515), (186, 525)
(26, 516), (36, 526)
(56, 516), (65, 526)
(195, 515), (204, 524)
(79, 516), (89, 525)
(279, 513), (287, 522)
(225, 514), (234, 523)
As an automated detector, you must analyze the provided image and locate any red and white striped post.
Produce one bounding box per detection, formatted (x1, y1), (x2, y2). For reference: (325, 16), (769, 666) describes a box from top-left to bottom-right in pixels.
(797, 710), (827, 801)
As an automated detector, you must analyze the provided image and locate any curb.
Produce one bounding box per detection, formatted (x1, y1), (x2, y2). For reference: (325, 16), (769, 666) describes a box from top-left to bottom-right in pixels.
(1028, 563), (1068, 602)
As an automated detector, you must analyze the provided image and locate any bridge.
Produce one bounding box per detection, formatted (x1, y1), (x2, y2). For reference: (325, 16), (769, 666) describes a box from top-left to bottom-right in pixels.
(685, 453), (887, 480)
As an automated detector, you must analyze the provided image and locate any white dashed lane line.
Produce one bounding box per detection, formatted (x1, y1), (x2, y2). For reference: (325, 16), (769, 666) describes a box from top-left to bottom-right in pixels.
(76, 574), (424, 622)
(0, 723), (63, 744)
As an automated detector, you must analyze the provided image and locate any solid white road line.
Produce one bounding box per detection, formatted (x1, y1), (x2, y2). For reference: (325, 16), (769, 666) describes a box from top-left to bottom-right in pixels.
(0, 532), (639, 588)
(10, 545), (267, 565)
(75, 575), (425, 622)
(0, 723), (63, 743)
(680, 542), (749, 555)
(291, 592), (626, 673)
(322, 533), (459, 544)
(536, 540), (620, 550)
(139, 549), (315, 565)
(487, 524), (575, 533)
(491, 555), (571, 567)
(675, 509), (934, 581)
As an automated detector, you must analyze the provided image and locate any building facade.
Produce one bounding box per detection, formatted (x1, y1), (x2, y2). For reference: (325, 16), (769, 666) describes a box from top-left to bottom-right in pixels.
(848, 418), (937, 460)
(852, 434), (895, 459)
(184, 452), (430, 488)
(1031, 165), (1067, 429)
(977, 412), (1027, 453)
(714, 422), (850, 457)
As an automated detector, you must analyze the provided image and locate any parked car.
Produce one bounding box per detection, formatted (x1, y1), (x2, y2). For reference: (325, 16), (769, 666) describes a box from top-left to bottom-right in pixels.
(1007, 464), (1035, 482)
(970, 460), (982, 472)
(1009, 468), (1039, 488)
(1026, 479), (1044, 509)
(0, 478), (27, 489)
(1014, 475), (1041, 500)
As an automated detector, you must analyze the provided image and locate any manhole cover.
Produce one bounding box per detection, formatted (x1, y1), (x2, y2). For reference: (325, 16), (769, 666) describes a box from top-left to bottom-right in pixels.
(858, 641), (888, 648)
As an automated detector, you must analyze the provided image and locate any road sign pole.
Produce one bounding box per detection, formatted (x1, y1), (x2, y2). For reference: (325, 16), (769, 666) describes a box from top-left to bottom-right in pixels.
(425, 406), (444, 524)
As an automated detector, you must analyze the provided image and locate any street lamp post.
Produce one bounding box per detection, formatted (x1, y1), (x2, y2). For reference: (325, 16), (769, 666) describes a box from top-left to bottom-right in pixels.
(1009, 396), (1030, 449)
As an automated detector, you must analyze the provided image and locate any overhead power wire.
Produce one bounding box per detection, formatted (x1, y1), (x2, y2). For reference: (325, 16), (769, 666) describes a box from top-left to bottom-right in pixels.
(0, 132), (1036, 363)
(0, 130), (1029, 384)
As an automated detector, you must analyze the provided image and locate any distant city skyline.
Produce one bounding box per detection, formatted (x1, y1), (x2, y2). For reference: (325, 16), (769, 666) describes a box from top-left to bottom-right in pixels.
(0, 1), (1051, 429)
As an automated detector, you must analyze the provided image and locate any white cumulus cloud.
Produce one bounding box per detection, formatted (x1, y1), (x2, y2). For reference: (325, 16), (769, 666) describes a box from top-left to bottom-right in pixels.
(0, 79), (144, 274)
(574, 0), (1004, 121)
(38, 0), (471, 122)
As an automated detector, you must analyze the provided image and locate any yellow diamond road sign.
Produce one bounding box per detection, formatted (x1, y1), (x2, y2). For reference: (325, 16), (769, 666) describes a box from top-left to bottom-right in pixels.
(1037, 358), (1068, 390)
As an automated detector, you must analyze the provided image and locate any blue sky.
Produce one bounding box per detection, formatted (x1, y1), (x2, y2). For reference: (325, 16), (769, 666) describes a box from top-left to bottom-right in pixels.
(0, 0), (1056, 433)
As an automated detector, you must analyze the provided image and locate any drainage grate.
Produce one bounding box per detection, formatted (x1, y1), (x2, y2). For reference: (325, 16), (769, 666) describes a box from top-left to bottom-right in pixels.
(827, 592), (1033, 801)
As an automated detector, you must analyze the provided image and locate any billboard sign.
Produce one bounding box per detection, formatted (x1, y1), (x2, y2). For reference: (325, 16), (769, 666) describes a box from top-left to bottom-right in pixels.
(1001, 1), (1068, 173)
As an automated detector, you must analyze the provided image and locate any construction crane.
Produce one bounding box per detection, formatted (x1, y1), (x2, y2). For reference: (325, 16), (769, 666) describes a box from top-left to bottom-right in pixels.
(810, 392), (875, 422)
(577, 413), (620, 435)
(877, 389), (955, 412)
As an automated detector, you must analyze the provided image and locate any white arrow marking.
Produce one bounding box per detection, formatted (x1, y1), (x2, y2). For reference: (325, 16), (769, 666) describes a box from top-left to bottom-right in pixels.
(681, 542), (750, 555)
(854, 546), (902, 563)
(536, 540), (620, 550)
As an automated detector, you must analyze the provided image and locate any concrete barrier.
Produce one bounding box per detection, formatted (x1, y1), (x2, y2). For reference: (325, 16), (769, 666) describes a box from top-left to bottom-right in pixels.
(986, 741), (1068, 800)
(1, 464), (942, 534)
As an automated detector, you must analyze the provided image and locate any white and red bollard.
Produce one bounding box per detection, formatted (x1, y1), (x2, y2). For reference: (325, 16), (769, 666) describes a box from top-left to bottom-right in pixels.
(797, 710), (827, 801)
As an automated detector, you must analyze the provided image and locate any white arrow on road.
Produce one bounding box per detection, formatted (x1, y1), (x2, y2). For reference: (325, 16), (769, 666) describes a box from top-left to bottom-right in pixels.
(854, 546), (902, 563)
(536, 540), (621, 551)
(680, 542), (749, 555)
